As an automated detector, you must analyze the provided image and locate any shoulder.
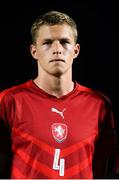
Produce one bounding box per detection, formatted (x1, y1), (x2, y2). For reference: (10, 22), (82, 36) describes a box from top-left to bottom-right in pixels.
(0, 80), (32, 103)
(76, 82), (111, 106)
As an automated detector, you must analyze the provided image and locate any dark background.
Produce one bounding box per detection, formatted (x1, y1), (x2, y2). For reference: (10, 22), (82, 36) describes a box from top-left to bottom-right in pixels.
(0, 1), (119, 129)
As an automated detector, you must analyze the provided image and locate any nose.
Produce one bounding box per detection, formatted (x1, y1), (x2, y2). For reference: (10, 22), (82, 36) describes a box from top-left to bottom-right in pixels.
(52, 41), (62, 55)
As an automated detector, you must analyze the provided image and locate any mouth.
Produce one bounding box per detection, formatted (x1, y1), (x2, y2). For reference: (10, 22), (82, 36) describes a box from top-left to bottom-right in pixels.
(49, 59), (65, 63)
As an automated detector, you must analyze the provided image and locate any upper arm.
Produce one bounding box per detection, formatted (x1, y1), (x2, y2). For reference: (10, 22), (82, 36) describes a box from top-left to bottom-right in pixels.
(0, 93), (12, 178)
(93, 100), (118, 178)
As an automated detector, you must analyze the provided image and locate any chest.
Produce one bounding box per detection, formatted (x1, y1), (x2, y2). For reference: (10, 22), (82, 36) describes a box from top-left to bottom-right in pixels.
(11, 97), (100, 148)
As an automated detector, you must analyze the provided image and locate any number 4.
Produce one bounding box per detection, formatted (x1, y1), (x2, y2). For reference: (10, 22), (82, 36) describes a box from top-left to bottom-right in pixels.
(52, 149), (65, 176)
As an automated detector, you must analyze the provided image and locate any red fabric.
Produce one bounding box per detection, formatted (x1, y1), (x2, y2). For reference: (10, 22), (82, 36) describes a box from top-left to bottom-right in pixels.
(0, 80), (117, 179)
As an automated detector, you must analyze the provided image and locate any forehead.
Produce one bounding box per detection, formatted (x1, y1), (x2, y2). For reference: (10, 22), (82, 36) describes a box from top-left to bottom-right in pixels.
(37, 24), (74, 40)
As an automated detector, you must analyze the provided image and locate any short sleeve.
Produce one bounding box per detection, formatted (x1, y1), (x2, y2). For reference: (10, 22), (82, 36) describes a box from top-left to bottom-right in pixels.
(93, 98), (118, 178)
(0, 93), (12, 178)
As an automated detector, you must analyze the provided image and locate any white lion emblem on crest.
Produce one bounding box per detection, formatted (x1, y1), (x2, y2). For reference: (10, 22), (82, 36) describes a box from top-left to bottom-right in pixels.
(52, 123), (68, 143)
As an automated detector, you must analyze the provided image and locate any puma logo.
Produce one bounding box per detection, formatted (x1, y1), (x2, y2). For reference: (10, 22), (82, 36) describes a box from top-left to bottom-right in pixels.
(51, 108), (66, 119)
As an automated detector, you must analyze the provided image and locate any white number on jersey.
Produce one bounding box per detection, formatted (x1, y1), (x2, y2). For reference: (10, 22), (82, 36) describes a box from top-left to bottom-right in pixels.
(52, 149), (65, 176)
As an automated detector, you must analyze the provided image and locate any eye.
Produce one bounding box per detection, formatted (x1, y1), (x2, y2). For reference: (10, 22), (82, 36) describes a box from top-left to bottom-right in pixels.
(43, 40), (52, 45)
(60, 39), (70, 45)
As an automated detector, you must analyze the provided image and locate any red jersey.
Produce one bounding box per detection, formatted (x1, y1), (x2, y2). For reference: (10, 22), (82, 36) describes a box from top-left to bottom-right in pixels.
(0, 80), (117, 179)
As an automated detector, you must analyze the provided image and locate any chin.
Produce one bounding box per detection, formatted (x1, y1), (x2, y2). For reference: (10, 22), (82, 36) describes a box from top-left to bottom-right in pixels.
(51, 70), (64, 77)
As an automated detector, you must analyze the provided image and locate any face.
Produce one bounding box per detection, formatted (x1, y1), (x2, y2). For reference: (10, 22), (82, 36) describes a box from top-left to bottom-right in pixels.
(30, 24), (80, 77)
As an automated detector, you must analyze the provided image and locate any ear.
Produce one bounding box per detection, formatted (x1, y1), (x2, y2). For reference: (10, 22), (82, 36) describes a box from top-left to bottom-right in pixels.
(30, 44), (38, 60)
(73, 43), (80, 59)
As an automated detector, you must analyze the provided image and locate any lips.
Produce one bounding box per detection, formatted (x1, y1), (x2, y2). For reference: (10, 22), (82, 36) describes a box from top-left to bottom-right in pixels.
(49, 59), (65, 63)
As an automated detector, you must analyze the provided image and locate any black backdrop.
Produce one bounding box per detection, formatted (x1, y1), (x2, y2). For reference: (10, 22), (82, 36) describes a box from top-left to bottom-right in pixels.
(0, 1), (119, 130)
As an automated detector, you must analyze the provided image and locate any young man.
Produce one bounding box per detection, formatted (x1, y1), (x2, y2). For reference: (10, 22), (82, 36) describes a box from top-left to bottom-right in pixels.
(0, 11), (117, 179)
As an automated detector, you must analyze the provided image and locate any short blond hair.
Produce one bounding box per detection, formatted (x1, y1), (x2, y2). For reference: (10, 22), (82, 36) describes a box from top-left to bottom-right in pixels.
(31, 11), (78, 44)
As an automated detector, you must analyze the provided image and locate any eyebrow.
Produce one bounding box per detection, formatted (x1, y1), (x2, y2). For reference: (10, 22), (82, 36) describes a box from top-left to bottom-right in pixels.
(42, 38), (71, 42)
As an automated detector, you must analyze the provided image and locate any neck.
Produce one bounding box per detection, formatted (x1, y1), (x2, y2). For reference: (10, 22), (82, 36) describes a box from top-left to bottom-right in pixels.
(33, 72), (74, 98)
